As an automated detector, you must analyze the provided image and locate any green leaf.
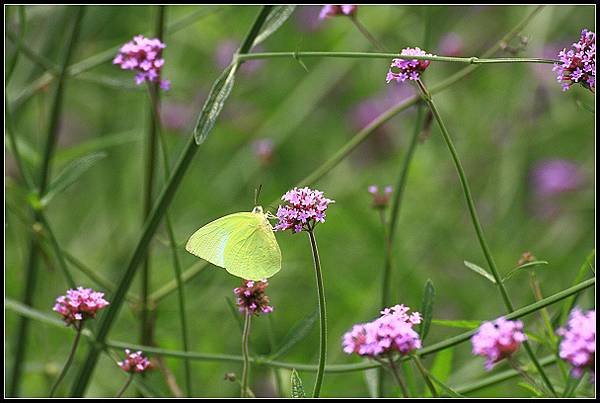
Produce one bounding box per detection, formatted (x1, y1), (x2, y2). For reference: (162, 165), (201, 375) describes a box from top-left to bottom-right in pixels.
(463, 261), (496, 284)
(419, 279), (435, 341)
(518, 382), (544, 397)
(193, 66), (237, 145)
(269, 308), (318, 360)
(54, 129), (139, 165)
(502, 260), (549, 282)
(41, 152), (106, 206)
(290, 369), (305, 398)
(430, 348), (453, 383)
(556, 249), (595, 327)
(427, 372), (465, 397)
(253, 5), (296, 47)
(432, 319), (482, 330)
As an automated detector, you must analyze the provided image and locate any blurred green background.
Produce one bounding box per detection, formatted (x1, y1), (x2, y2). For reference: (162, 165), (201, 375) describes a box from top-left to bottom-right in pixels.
(5, 5), (595, 398)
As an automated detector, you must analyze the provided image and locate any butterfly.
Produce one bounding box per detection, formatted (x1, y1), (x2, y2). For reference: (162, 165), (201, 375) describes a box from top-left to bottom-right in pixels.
(185, 205), (282, 280)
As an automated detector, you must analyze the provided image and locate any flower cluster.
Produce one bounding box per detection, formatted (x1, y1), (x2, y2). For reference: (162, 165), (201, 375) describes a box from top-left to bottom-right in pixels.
(274, 187), (335, 233)
(368, 185), (393, 209)
(386, 47), (434, 84)
(118, 349), (151, 373)
(319, 5), (357, 19)
(471, 317), (527, 370)
(557, 308), (595, 378)
(53, 287), (110, 326)
(553, 29), (595, 91)
(113, 35), (170, 90)
(234, 279), (274, 315)
(342, 304), (422, 358)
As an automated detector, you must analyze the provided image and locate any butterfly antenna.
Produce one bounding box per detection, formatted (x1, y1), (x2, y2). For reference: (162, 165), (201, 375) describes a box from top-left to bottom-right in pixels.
(254, 184), (263, 206)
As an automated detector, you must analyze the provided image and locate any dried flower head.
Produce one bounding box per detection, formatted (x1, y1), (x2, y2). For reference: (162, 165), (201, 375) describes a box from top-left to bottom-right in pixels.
(274, 187), (335, 233)
(319, 5), (357, 19)
(53, 287), (110, 326)
(342, 304), (422, 358)
(113, 35), (170, 90)
(252, 138), (275, 165)
(234, 279), (274, 315)
(386, 47), (434, 84)
(118, 349), (151, 373)
(517, 251), (536, 266)
(471, 317), (527, 370)
(368, 185), (393, 209)
(557, 308), (595, 378)
(553, 29), (595, 92)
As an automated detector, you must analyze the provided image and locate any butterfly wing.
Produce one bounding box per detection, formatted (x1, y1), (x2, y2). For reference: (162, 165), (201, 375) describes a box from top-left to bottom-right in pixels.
(185, 211), (281, 280)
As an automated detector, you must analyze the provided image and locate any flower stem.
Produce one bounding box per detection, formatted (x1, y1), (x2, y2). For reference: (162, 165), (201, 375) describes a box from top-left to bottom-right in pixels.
(307, 229), (327, 397)
(115, 373), (135, 398)
(49, 324), (83, 397)
(349, 15), (386, 52)
(415, 78), (557, 397)
(411, 355), (438, 398)
(237, 51), (556, 65)
(387, 354), (409, 397)
(241, 311), (252, 398)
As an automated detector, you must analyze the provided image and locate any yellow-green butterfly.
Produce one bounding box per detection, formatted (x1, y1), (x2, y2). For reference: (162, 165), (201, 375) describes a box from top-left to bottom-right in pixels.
(185, 206), (281, 280)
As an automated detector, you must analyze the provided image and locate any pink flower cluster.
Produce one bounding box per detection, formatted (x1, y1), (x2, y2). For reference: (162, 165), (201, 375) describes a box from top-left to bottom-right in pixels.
(319, 5), (357, 19)
(113, 35), (170, 90)
(471, 317), (527, 370)
(53, 287), (110, 326)
(274, 187), (335, 233)
(342, 304), (423, 357)
(368, 185), (393, 209)
(553, 29), (595, 92)
(118, 349), (151, 373)
(557, 308), (595, 378)
(386, 47), (434, 84)
(234, 279), (274, 315)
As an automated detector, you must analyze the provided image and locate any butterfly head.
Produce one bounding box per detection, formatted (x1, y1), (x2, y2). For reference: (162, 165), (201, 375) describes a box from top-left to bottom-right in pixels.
(252, 206), (264, 214)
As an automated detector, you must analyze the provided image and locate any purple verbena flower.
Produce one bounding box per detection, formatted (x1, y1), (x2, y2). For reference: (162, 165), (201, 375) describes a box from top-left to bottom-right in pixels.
(438, 32), (464, 57)
(471, 317), (527, 370)
(553, 29), (595, 92)
(557, 308), (595, 379)
(319, 4), (357, 19)
(274, 187), (335, 233)
(234, 279), (274, 315)
(118, 349), (151, 373)
(386, 47), (434, 84)
(53, 287), (109, 327)
(531, 159), (584, 198)
(342, 304), (422, 358)
(368, 185), (393, 209)
(113, 35), (170, 90)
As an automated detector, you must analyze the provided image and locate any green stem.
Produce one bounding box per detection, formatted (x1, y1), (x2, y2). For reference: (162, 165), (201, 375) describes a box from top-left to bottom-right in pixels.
(283, 6), (545, 193)
(241, 311), (252, 397)
(6, 6), (27, 84)
(8, 7), (85, 396)
(307, 229), (327, 397)
(237, 51), (556, 64)
(5, 278), (592, 375)
(149, 262), (208, 303)
(387, 355), (409, 397)
(349, 15), (386, 51)
(415, 78), (557, 397)
(69, 7), (273, 396)
(116, 373), (135, 398)
(37, 212), (76, 288)
(411, 355), (438, 398)
(49, 323), (83, 397)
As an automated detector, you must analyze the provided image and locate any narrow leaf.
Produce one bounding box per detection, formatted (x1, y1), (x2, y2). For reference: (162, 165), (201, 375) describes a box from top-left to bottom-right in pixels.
(430, 348), (453, 383)
(42, 152), (106, 206)
(432, 319), (482, 330)
(193, 66), (237, 145)
(427, 372), (465, 397)
(518, 382), (544, 397)
(253, 5), (296, 46)
(464, 261), (496, 284)
(419, 279), (435, 341)
(502, 260), (549, 282)
(363, 368), (379, 398)
(291, 369), (305, 398)
(269, 308), (318, 360)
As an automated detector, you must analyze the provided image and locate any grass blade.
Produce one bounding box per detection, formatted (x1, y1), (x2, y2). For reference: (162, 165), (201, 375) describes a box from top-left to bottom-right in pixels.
(419, 279), (435, 341)
(464, 261), (497, 284)
(269, 308), (318, 360)
(291, 369), (306, 398)
(502, 261), (549, 282)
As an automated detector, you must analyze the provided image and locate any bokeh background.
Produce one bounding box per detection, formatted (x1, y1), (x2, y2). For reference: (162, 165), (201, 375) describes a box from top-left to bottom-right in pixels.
(5, 4), (595, 397)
